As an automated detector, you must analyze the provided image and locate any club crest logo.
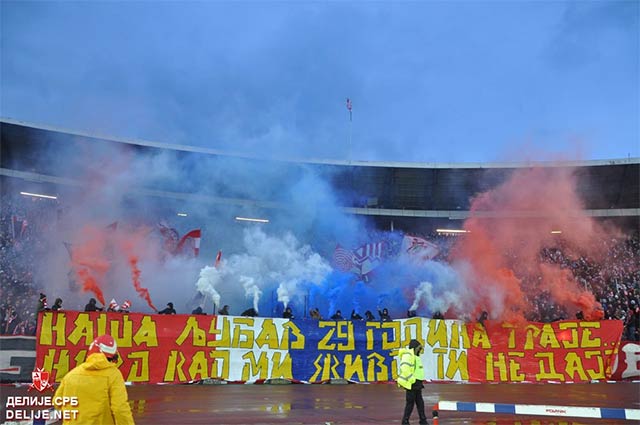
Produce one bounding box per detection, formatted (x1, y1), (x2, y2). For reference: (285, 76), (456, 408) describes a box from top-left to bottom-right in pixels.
(29, 368), (53, 392)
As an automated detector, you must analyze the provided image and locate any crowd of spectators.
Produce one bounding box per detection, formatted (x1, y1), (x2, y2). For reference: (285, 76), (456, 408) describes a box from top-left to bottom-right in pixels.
(0, 194), (55, 336)
(1, 193), (639, 341)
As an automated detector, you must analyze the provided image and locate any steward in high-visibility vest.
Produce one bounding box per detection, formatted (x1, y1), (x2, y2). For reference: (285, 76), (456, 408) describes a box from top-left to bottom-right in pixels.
(397, 339), (428, 425)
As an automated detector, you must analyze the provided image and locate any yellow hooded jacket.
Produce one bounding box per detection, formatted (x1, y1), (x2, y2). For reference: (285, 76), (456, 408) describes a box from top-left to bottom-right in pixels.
(396, 347), (424, 390)
(54, 353), (135, 425)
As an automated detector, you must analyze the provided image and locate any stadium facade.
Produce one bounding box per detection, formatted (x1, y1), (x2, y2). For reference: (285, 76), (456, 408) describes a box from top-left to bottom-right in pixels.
(1, 119), (638, 235)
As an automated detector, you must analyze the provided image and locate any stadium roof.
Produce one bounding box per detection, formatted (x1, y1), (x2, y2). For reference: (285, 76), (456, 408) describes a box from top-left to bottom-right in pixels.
(1, 119), (638, 232)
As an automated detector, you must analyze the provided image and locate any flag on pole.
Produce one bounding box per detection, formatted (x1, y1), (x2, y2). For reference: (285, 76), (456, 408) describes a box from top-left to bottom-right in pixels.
(176, 229), (202, 257)
(120, 300), (132, 312)
(108, 298), (119, 311)
(346, 98), (352, 122)
(401, 235), (440, 261)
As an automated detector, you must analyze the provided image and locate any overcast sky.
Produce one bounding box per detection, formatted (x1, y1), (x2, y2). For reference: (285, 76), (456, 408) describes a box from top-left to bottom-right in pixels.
(2, 1), (638, 163)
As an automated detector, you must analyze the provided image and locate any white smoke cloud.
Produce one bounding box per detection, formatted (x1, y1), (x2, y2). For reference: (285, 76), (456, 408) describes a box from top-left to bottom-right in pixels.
(194, 227), (332, 313)
(195, 266), (222, 308)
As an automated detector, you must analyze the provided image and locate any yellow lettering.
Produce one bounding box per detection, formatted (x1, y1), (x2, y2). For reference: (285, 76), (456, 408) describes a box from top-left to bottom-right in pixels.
(232, 318), (255, 349)
(450, 321), (462, 349)
(336, 322), (355, 351)
(564, 352), (588, 381)
(524, 325), (541, 350)
(318, 322), (336, 350)
(67, 314), (94, 347)
(39, 312), (67, 346)
(539, 324), (560, 349)
(110, 316), (133, 348)
(535, 352), (564, 381)
(402, 318), (423, 347)
(579, 322), (601, 348)
(558, 322), (579, 349)
(43, 349), (69, 382)
(255, 319), (281, 350)
(472, 324), (491, 348)
(175, 317), (206, 346)
(507, 352), (525, 382)
(310, 354), (334, 382)
(486, 352), (508, 381)
(446, 350), (468, 380)
(189, 351), (209, 381)
(133, 316), (158, 347)
(241, 351), (270, 381)
(427, 320), (448, 348)
(209, 350), (230, 379)
(365, 322), (381, 350)
(282, 320), (305, 349)
(126, 351), (149, 382)
(164, 350), (187, 382)
(381, 322), (401, 350)
(433, 348), (447, 379)
(502, 323), (517, 349)
(366, 352), (388, 381)
(208, 316), (230, 348)
(270, 352), (292, 380)
(343, 354), (364, 381)
(584, 350), (605, 379)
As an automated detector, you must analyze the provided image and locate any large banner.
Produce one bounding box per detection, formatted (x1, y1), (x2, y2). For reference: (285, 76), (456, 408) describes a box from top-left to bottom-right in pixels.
(35, 311), (623, 384)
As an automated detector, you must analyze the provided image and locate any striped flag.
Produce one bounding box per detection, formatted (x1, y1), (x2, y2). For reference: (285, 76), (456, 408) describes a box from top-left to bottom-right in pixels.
(401, 235), (439, 261)
(352, 242), (384, 276)
(333, 241), (385, 278)
(176, 229), (201, 257)
(333, 245), (357, 273)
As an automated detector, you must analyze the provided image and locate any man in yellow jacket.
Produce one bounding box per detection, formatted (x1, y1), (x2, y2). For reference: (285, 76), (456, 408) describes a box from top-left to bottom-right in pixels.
(54, 335), (135, 425)
(397, 339), (428, 425)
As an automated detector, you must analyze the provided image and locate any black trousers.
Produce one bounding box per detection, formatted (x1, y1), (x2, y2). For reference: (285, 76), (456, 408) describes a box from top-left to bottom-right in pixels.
(402, 386), (427, 424)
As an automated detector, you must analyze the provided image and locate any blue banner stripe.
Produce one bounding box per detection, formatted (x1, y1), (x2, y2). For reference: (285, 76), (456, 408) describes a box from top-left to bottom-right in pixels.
(600, 408), (626, 419)
(457, 402), (477, 412)
(495, 403), (516, 414)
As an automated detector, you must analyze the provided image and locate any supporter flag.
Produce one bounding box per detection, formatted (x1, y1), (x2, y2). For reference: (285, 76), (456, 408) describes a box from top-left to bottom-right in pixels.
(352, 241), (384, 276)
(215, 250), (222, 268)
(401, 235), (439, 261)
(157, 222), (180, 253)
(346, 98), (353, 121)
(333, 244), (358, 274)
(108, 298), (119, 311)
(176, 229), (201, 257)
(334, 242), (385, 278)
(120, 300), (132, 311)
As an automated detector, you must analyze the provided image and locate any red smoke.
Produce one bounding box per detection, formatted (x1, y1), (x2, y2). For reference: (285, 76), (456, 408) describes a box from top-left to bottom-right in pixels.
(76, 269), (106, 306)
(451, 166), (611, 322)
(119, 227), (159, 312)
(70, 226), (110, 306)
(128, 255), (158, 312)
(68, 223), (160, 312)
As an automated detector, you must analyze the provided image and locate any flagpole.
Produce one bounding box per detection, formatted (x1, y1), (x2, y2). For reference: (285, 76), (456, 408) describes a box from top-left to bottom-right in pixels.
(348, 114), (352, 164)
(346, 98), (353, 164)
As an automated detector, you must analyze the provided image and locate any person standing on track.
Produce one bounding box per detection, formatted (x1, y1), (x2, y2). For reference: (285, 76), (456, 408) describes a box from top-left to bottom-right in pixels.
(54, 334), (135, 424)
(397, 339), (428, 425)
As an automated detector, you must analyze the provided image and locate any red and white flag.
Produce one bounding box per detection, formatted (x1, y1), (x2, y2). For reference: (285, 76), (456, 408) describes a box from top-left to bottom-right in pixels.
(333, 244), (358, 274)
(401, 235), (439, 261)
(214, 250), (222, 268)
(120, 300), (132, 311)
(108, 298), (119, 311)
(177, 229), (201, 257)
